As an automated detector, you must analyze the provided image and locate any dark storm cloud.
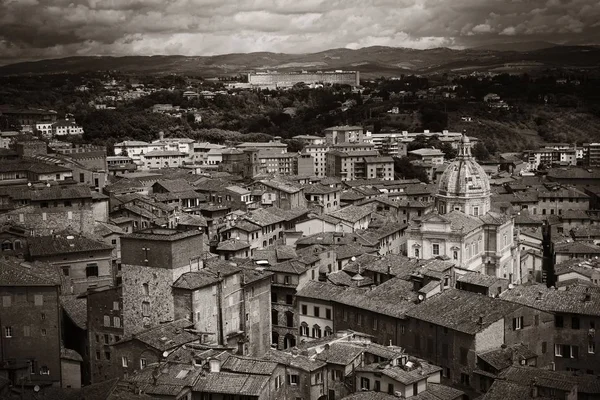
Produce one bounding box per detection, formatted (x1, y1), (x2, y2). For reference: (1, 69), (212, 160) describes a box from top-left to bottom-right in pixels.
(1, 0), (599, 62)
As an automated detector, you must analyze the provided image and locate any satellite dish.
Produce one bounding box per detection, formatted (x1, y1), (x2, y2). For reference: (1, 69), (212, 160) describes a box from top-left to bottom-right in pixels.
(351, 256), (356, 262)
(235, 236), (240, 241)
(46, 182), (51, 187)
(418, 294), (424, 301)
(508, 283), (514, 290)
(27, 182), (32, 187)
(162, 351), (169, 358)
(34, 385), (40, 392)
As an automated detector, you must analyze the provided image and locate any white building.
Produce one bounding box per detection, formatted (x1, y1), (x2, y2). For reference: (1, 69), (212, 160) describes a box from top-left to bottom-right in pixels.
(51, 119), (84, 136)
(114, 141), (166, 165)
(141, 150), (187, 170)
(407, 135), (520, 281)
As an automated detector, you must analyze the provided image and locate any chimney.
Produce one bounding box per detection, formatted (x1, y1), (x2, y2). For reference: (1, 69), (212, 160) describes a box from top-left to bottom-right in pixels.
(387, 265), (392, 275)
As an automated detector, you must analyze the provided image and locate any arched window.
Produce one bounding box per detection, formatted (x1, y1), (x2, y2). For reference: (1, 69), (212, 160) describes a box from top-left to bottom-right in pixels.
(324, 326), (332, 337)
(271, 309), (279, 325)
(271, 331), (279, 347)
(13, 240), (22, 250)
(1, 240), (13, 251)
(414, 248), (420, 258)
(142, 283), (149, 296)
(284, 334), (296, 349)
(312, 325), (322, 339)
(299, 323), (309, 336)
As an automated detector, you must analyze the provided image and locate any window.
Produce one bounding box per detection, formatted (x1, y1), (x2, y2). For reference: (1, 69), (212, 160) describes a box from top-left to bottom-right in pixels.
(357, 314), (362, 326)
(572, 316), (580, 330)
(143, 283), (149, 296)
(314, 307), (320, 318)
(459, 347), (468, 365)
(432, 243), (439, 256)
(96, 351), (101, 360)
(140, 358), (147, 369)
(542, 342), (547, 354)
(34, 295), (43, 306)
(343, 309), (348, 321)
(414, 248), (420, 258)
(460, 373), (470, 386)
(275, 375), (283, 389)
(271, 293), (277, 303)
(312, 325), (322, 338)
(105, 351), (111, 360)
(513, 316), (523, 330)
(62, 266), (70, 276)
(104, 334), (110, 344)
(442, 344), (448, 358)
(555, 344), (563, 357)
(555, 315), (564, 328)
(5, 326), (12, 338)
(40, 366), (49, 375)
(375, 380), (381, 392)
(288, 374), (299, 385)
(142, 301), (150, 317)
(284, 276), (291, 285)
(113, 301), (119, 311)
(122, 357), (128, 367)
(589, 343), (595, 354)
(360, 377), (370, 390)
(373, 318), (378, 330)
(286, 295), (293, 305)
(104, 315), (111, 326)
(300, 324), (309, 336)
(301, 305), (307, 315)
(326, 308), (332, 320)
(388, 384), (394, 395)
(113, 316), (121, 328)
(86, 264), (99, 278)
(534, 315), (539, 326)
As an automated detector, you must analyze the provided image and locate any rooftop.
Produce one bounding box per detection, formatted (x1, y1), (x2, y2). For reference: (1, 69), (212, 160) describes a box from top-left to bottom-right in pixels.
(28, 234), (113, 257)
(500, 283), (600, 316)
(406, 289), (520, 334)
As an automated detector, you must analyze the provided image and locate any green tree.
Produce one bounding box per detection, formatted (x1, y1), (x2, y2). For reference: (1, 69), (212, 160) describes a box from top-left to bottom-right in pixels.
(472, 142), (490, 161)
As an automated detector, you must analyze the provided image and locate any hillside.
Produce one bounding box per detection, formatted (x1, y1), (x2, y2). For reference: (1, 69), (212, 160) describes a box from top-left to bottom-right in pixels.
(1, 45), (600, 77)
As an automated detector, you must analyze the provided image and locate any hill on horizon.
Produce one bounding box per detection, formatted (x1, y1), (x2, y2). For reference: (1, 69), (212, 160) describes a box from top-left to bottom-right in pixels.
(1, 44), (600, 77)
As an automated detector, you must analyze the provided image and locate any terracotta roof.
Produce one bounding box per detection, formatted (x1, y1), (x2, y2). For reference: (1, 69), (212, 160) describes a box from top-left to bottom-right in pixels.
(61, 295), (87, 330)
(29, 234), (113, 257)
(328, 205), (373, 223)
(153, 179), (197, 193)
(500, 283), (600, 316)
(193, 371), (270, 396)
(221, 354), (278, 375)
(261, 349), (326, 372)
(457, 271), (509, 288)
(406, 289), (520, 334)
(356, 360), (441, 385)
(0, 258), (61, 287)
(477, 343), (538, 371)
(123, 319), (198, 351)
(500, 365), (600, 394)
(216, 239), (250, 251)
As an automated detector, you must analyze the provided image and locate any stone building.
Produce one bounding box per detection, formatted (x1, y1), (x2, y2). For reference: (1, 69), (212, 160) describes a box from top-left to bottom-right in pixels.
(120, 229), (205, 336)
(172, 259), (273, 356)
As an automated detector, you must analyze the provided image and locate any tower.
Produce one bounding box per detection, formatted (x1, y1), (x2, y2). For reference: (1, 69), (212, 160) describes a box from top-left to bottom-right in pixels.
(436, 135), (491, 217)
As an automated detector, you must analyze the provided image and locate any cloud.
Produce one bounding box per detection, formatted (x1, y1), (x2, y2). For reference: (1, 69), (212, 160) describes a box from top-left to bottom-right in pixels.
(0, 0), (599, 63)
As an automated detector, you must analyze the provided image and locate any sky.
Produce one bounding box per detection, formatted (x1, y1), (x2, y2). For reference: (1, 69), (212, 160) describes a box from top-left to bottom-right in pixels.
(1, 0), (600, 63)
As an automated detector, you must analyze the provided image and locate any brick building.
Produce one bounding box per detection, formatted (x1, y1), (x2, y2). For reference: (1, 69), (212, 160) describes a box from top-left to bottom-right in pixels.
(0, 258), (63, 388)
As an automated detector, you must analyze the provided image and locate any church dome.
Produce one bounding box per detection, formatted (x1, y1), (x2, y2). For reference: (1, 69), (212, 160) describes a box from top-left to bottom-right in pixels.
(436, 134), (491, 216)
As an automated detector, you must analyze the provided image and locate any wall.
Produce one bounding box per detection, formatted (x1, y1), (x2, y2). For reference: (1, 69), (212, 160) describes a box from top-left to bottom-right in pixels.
(87, 287), (124, 383)
(0, 206), (96, 236)
(120, 233), (204, 271)
(244, 276), (272, 356)
(503, 306), (555, 368)
(121, 264), (176, 336)
(0, 285), (61, 385)
(61, 359), (81, 389)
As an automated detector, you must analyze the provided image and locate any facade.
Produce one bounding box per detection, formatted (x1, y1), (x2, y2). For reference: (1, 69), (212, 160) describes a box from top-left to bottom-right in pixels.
(324, 126), (369, 145)
(326, 151), (394, 181)
(220, 149), (259, 179)
(27, 234), (113, 295)
(583, 142), (600, 166)
(0, 258), (63, 388)
(408, 148), (445, 165)
(51, 119), (84, 137)
(248, 71), (360, 88)
(141, 150), (187, 170)
(86, 286), (123, 383)
(408, 135), (520, 281)
(120, 229), (205, 336)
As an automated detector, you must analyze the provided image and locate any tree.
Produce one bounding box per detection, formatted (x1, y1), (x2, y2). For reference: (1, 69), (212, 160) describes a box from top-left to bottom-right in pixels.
(472, 142), (490, 161)
(393, 156), (429, 183)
